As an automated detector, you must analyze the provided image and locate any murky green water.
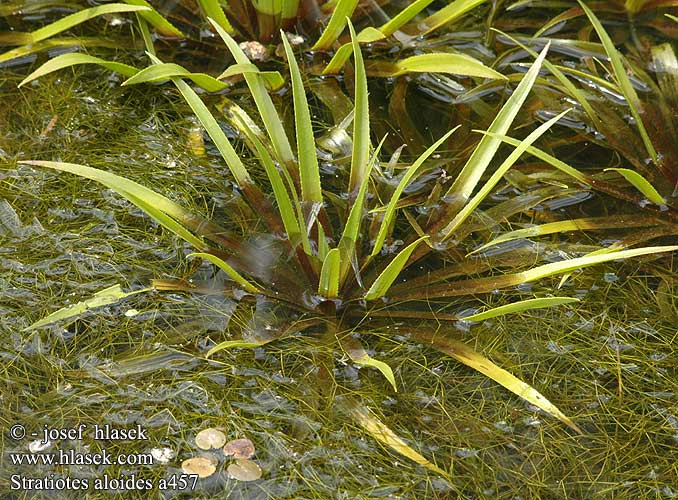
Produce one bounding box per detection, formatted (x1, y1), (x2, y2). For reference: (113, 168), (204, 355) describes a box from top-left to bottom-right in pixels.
(2, 3), (678, 499)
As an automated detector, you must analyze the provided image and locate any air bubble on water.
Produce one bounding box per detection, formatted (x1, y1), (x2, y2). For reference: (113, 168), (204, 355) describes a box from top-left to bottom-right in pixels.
(494, 421), (514, 433)
(150, 447), (175, 464)
(455, 448), (479, 458)
(29, 440), (52, 453)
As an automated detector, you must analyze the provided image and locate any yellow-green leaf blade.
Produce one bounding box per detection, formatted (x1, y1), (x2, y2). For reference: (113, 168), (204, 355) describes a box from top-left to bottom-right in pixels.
(365, 236), (429, 301)
(444, 44), (550, 206)
(472, 216), (662, 255)
(480, 132), (589, 184)
(417, 0), (487, 35)
(24, 284), (151, 332)
(441, 108), (570, 240)
(339, 137), (387, 281)
(188, 253), (261, 294)
(197, 0), (234, 34)
(604, 168), (665, 205)
(379, 0), (436, 37)
(24, 4), (150, 45)
(520, 246), (678, 283)
(122, 62), (227, 92)
(248, 131), (303, 246)
(318, 248), (341, 298)
(18, 53), (139, 87)
(344, 400), (447, 475)
(217, 64), (284, 90)
(19, 160), (207, 250)
(311, 0), (360, 50)
(371, 128), (458, 257)
(210, 19), (294, 164)
(206, 340), (268, 356)
(165, 69), (253, 187)
(347, 21), (370, 195)
(322, 28), (385, 75)
(462, 297), (580, 322)
(412, 329), (582, 433)
(123, 0), (184, 37)
(578, 0), (657, 163)
(380, 53), (507, 80)
(340, 337), (397, 392)
(399, 245), (678, 300)
(281, 31), (322, 204)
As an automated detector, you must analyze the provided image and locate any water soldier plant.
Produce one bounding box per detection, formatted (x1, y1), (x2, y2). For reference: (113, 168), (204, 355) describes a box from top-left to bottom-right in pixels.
(15, 8), (678, 473)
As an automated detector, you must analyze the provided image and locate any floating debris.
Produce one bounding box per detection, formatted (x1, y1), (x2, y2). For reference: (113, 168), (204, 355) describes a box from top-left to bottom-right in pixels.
(28, 440), (52, 453)
(195, 428), (226, 450)
(223, 438), (255, 459)
(239, 41), (269, 62)
(150, 447), (175, 464)
(181, 456), (217, 478)
(227, 458), (262, 482)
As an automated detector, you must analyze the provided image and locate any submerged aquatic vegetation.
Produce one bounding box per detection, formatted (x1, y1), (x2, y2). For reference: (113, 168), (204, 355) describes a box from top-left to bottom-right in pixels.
(3, 1), (678, 495)
(12, 3), (678, 475)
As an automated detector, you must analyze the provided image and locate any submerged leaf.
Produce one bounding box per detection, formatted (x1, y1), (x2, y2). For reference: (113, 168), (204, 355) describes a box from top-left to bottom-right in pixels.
(188, 253), (261, 294)
(578, 0), (657, 163)
(462, 297), (580, 322)
(24, 284), (151, 332)
(411, 329), (582, 433)
(344, 400), (448, 475)
(340, 337), (397, 391)
(19, 160), (208, 250)
(604, 168), (665, 205)
(365, 236), (429, 301)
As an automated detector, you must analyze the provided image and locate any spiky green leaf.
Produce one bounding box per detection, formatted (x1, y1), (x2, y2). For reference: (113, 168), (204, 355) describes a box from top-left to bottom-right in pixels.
(318, 248), (341, 298)
(188, 253), (261, 294)
(578, 0), (657, 163)
(281, 31), (323, 203)
(19, 53), (138, 87)
(604, 168), (665, 205)
(365, 236), (429, 300)
(311, 0), (360, 50)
